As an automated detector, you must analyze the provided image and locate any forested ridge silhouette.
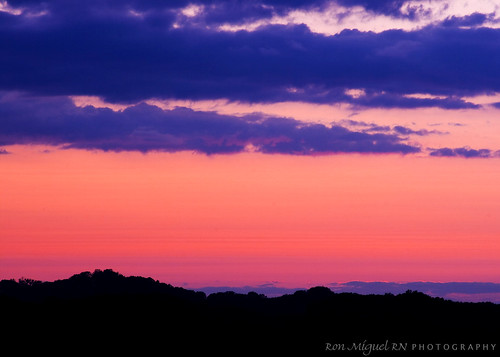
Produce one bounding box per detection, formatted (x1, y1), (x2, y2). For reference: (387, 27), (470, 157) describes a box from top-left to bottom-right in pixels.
(1, 269), (498, 355)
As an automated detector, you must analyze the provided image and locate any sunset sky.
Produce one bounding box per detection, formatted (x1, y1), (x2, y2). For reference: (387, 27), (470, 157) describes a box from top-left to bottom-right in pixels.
(1, 0), (500, 293)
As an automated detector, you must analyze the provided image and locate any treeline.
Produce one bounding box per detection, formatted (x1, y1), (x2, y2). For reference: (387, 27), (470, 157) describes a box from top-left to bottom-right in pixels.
(1, 269), (498, 355)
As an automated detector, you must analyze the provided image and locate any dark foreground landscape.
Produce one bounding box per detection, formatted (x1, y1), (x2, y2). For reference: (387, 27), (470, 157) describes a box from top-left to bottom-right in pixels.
(1, 270), (498, 356)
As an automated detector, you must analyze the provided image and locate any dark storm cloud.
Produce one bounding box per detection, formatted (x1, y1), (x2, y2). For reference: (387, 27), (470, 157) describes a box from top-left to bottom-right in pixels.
(0, 93), (420, 155)
(0, 1), (498, 107)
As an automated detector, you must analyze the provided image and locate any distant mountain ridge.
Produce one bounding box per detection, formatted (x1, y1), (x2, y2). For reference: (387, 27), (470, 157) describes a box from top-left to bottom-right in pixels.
(1, 269), (499, 356)
(197, 281), (500, 302)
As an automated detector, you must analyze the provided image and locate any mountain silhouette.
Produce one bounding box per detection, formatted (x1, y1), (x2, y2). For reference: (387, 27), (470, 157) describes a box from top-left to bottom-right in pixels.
(1, 269), (498, 356)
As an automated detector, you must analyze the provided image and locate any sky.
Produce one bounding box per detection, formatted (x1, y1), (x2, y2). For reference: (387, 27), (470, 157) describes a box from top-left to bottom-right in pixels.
(1, 0), (500, 301)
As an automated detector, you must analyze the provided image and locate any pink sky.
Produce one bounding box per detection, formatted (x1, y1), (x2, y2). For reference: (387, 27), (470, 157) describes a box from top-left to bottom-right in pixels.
(2, 145), (500, 288)
(2, 0), (500, 294)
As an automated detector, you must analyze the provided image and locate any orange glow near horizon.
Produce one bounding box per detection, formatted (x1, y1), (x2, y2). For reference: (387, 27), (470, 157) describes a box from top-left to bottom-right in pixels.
(1, 145), (500, 287)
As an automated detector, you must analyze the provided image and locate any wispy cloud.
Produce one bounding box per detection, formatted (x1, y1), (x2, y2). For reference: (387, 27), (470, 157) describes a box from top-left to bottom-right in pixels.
(429, 147), (498, 158)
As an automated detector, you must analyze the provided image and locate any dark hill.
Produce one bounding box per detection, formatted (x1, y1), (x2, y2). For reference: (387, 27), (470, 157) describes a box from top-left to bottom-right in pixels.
(1, 269), (498, 356)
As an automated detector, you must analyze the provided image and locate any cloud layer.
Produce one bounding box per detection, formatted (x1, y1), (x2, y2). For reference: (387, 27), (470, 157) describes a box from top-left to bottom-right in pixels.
(0, 0), (498, 108)
(0, 93), (420, 155)
(1, 1), (499, 157)
(429, 147), (497, 158)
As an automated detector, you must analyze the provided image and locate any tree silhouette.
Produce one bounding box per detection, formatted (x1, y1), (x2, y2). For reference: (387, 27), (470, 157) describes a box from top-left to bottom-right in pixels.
(1, 269), (498, 355)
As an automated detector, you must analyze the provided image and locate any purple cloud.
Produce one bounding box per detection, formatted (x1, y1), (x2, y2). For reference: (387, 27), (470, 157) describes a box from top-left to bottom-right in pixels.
(429, 147), (494, 158)
(335, 0), (429, 19)
(0, 93), (420, 155)
(0, 1), (496, 108)
(341, 120), (446, 136)
(6, 0), (330, 26)
(392, 125), (444, 136)
(442, 12), (496, 28)
(6, 1), (417, 25)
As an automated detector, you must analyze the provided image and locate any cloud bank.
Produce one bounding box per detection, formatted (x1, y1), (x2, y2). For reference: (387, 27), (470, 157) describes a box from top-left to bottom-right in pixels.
(0, 0), (498, 108)
(0, 93), (420, 155)
(1, 1), (499, 157)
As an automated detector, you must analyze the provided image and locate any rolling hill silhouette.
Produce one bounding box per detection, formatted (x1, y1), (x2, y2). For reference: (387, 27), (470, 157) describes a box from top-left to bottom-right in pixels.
(1, 269), (498, 355)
